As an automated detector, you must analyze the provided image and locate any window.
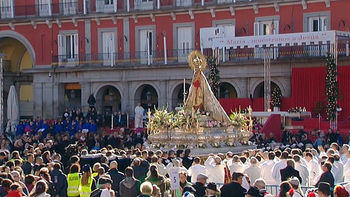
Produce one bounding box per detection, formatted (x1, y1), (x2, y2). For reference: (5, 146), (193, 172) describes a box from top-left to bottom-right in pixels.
(105, 0), (113, 5)
(58, 33), (79, 63)
(62, 0), (77, 15)
(177, 26), (193, 62)
(134, 0), (153, 10)
(101, 31), (116, 66)
(307, 16), (328, 56)
(139, 29), (154, 64)
(38, 0), (52, 16)
(254, 20), (279, 36)
(308, 16), (327, 32)
(0, 0), (13, 19)
(254, 18), (279, 59)
(176, 0), (192, 7)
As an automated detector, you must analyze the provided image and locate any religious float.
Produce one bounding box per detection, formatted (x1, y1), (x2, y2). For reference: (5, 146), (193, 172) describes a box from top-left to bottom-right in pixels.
(147, 51), (255, 155)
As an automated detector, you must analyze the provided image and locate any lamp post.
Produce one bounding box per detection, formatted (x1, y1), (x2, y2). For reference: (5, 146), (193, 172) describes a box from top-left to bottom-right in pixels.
(0, 54), (5, 135)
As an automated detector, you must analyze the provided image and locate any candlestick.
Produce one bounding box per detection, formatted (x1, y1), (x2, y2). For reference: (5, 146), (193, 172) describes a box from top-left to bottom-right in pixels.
(183, 78), (186, 105)
(111, 114), (114, 129)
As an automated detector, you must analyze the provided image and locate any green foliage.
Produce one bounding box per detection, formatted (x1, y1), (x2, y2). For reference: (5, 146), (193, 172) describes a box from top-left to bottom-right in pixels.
(325, 53), (338, 121)
(207, 56), (220, 98)
(271, 87), (282, 107)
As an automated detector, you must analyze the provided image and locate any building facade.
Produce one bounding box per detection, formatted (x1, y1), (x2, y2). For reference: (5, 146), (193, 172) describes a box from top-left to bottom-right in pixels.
(0, 0), (349, 119)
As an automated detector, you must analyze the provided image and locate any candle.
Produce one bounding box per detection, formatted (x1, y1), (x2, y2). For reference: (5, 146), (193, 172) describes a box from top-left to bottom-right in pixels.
(183, 78), (186, 104)
(111, 114), (113, 129)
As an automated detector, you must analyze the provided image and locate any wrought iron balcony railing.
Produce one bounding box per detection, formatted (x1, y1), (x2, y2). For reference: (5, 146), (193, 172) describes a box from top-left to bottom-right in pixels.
(51, 43), (350, 68)
(0, 0), (274, 20)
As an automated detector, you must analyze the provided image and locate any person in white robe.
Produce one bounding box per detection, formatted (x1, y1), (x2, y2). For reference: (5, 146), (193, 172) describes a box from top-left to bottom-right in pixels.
(205, 155), (225, 184)
(272, 152), (288, 185)
(188, 157), (206, 183)
(293, 155), (309, 186)
(342, 150), (350, 182)
(261, 152), (277, 185)
(134, 103), (144, 128)
(305, 152), (321, 186)
(229, 155), (245, 174)
(243, 157), (261, 184)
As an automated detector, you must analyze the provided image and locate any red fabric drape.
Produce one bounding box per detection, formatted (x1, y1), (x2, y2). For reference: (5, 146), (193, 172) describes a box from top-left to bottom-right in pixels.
(220, 66), (350, 121)
(291, 67), (326, 113)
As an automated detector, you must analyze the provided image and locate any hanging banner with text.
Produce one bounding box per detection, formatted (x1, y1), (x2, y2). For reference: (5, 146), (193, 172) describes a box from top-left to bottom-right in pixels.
(200, 30), (337, 49)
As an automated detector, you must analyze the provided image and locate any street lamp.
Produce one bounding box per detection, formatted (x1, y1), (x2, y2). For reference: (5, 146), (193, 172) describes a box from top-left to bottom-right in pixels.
(0, 53), (6, 135)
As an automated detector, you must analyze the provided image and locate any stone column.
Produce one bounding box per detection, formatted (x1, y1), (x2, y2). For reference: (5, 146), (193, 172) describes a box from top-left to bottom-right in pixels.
(80, 82), (91, 114)
(33, 82), (43, 118)
(158, 80), (168, 108)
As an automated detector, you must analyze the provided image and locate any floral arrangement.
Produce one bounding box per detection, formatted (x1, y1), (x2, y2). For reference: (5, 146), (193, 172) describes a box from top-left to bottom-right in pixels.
(287, 107), (306, 113)
(271, 88), (282, 107)
(229, 112), (249, 129)
(147, 108), (174, 132)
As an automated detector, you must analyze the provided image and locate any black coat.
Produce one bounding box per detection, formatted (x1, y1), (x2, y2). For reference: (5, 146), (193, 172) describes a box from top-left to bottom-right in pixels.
(280, 166), (302, 183)
(50, 169), (68, 197)
(220, 182), (246, 197)
(316, 171), (335, 187)
(108, 168), (125, 196)
(192, 182), (206, 197)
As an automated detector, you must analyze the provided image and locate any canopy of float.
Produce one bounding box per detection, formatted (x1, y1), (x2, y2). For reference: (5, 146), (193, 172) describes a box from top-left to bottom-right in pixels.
(200, 30), (350, 49)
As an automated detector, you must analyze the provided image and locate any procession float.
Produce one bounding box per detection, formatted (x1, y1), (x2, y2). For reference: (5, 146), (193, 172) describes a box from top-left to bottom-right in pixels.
(147, 51), (254, 155)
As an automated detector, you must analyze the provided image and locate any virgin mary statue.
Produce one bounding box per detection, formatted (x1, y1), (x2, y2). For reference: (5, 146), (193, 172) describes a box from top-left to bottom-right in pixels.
(184, 51), (230, 123)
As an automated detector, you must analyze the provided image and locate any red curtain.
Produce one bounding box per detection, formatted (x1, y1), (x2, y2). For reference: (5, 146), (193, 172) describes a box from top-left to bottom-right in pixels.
(220, 66), (350, 121)
(291, 67), (326, 113)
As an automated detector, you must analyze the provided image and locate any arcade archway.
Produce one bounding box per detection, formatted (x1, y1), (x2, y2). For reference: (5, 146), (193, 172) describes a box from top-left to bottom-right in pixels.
(134, 84), (158, 111)
(253, 81), (281, 98)
(96, 85), (121, 116)
(171, 83), (190, 109)
(219, 82), (237, 99)
(0, 36), (34, 119)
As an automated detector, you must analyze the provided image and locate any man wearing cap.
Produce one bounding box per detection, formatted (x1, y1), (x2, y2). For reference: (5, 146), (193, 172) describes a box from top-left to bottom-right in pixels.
(220, 172), (246, 197)
(192, 173), (207, 197)
(206, 182), (218, 197)
(91, 175), (114, 197)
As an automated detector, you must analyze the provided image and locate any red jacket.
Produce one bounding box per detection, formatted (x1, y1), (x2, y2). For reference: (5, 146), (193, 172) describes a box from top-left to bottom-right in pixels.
(6, 190), (22, 197)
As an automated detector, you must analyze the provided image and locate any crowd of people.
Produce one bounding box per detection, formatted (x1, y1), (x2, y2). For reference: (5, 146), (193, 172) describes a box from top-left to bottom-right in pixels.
(1, 106), (350, 197)
(14, 108), (130, 138)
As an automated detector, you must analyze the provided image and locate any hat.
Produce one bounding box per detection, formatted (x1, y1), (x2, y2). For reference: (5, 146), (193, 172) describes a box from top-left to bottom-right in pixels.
(183, 192), (195, 197)
(206, 182), (218, 192)
(197, 173), (208, 180)
(247, 186), (262, 197)
(318, 182), (331, 195)
(99, 176), (113, 185)
(289, 177), (300, 187)
(82, 164), (91, 173)
(182, 186), (196, 194)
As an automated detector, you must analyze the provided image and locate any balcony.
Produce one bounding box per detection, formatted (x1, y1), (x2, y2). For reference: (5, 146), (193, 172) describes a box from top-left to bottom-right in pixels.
(51, 43), (350, 68)
(0, 0), (282, 21)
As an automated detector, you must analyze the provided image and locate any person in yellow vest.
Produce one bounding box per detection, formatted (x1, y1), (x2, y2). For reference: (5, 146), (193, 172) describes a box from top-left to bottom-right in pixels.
(67, 164), (81, 197)
(79, 164), (96, 197)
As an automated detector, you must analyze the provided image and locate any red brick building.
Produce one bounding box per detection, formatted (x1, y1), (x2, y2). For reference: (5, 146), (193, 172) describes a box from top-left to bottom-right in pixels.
(0, 0), (349, 119)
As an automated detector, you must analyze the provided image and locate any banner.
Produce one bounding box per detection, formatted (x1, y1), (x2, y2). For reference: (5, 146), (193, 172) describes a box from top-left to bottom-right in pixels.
(200, 26), (235, 49)
(200, 30), (337, 49)
(169, 167), (180, 190)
